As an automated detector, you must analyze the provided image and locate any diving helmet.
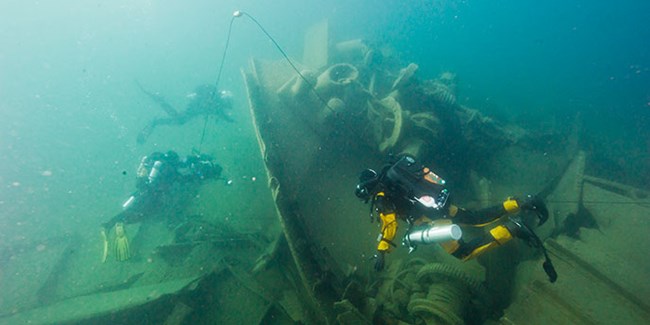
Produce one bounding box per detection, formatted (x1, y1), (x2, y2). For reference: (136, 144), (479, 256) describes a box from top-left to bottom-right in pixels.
(355, 168), (379, 201)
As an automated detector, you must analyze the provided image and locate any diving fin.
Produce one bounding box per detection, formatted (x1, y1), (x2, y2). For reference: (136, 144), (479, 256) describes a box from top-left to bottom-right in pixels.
(114, 222), (132, 261)
(100, 228), (109, 263)
(526, 222), (558, 283)
(543, 257), (558, 283)
(509, 216), (558, 283)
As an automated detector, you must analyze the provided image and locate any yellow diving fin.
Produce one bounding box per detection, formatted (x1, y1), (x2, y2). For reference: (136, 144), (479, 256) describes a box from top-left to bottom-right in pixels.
(100, 228), (109, 263)
(113, 222), (132, 261)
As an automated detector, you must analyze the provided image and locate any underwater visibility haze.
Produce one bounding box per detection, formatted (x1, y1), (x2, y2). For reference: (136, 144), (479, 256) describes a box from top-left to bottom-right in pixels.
(0, 0), (648, 324)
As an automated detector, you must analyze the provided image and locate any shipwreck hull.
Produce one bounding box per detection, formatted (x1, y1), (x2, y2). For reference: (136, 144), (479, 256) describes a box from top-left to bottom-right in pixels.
(241, 54), (554, 323)
(242, 58), (385, 322)
(242, 49), (650, 324)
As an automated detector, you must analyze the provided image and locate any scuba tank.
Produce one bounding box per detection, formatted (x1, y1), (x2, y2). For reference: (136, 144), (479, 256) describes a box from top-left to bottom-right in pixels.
(136, 156), (149, 178)
(148, 161), (163, 183)
(404, 224), (462, 253)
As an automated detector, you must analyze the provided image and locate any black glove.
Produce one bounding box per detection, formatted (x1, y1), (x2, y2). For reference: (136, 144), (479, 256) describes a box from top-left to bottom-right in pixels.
(518, 195), (548, 226)
(374, 251), (386, 271)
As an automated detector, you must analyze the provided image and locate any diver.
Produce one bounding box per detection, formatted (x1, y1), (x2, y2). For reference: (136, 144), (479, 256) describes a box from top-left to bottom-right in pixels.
(100, 150), (223, 262)
(136, 82), (234, 144)
(355, 154), (557, 282)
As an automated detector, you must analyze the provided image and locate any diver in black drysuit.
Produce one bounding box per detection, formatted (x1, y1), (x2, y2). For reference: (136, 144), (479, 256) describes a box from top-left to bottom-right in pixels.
(101, 151), (222, 231)
(355, 154), (557, 282)
(136, 83), (234, 144)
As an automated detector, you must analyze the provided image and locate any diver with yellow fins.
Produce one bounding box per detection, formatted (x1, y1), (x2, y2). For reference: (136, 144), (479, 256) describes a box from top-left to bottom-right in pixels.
(101, 150), (223, 262)
(355, 154), (557, 282)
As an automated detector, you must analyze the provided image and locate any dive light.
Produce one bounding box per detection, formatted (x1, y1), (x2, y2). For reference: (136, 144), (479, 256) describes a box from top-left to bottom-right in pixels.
(122, 195), (135, 209)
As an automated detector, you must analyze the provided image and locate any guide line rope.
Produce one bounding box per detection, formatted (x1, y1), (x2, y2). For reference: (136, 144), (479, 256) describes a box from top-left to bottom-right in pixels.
(197, 10), (334, 152)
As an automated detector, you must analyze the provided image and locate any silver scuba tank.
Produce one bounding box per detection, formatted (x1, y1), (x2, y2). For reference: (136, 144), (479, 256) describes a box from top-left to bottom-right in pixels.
(405, 224), (462, 251)
(136, 156), (149, 178)
(148, 161), (162, 183)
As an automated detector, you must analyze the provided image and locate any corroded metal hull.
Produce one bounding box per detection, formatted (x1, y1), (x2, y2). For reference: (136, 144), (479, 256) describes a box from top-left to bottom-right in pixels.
(242, 58), (384, 323)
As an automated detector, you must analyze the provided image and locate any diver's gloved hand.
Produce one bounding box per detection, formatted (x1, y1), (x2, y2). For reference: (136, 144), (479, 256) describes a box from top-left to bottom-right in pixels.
(374, 251), (386, 271)
(518, 195), (548, 226)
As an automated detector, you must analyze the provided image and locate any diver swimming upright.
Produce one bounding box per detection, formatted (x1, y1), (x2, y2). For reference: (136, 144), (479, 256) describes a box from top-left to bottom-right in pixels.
(136, 82), (234, 144)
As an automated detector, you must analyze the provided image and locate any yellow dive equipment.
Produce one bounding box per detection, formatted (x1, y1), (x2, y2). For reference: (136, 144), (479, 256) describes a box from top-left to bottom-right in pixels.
(503, 197), (520, 213)
(114, 222), (132, 261)
(100, 228), (109, 263)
